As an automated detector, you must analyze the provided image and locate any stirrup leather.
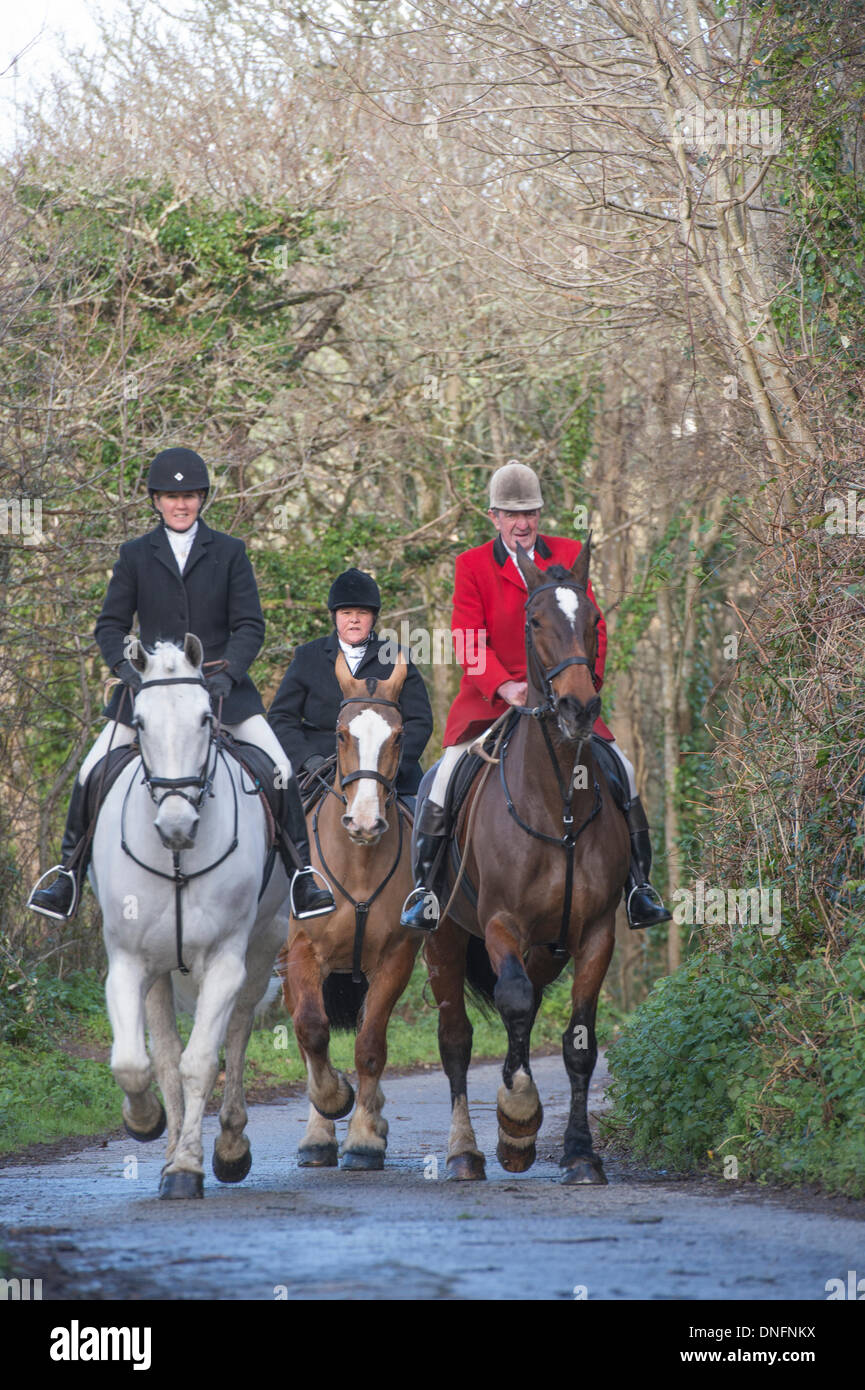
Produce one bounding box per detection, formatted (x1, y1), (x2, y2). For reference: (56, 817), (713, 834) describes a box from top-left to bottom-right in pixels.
(27, 866), (78, 921)
(289, 866), (335, 920)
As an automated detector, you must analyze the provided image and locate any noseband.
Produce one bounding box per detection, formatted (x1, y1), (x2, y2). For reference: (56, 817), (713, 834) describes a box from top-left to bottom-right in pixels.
(335, 695), (403, 806)
(133, 676), (216, 811)
(521, 580), (596, 718)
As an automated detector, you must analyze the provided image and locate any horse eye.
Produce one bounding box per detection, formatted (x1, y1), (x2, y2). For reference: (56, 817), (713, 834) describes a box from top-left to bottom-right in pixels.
(201, 711), (211, 726)
(531, 617), (541, 630)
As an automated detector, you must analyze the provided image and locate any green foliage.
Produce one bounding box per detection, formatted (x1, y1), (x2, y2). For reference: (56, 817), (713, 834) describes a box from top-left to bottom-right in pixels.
(607, 917), (865, 1195)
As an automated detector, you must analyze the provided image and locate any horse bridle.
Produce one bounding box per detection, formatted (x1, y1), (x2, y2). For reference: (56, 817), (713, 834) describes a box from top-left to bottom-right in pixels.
(122, 673), (238, 976)
(132, 676), (217, 810)
(317, 693), (406, 983)
(333, 695), (403, 808)
(520, 579), (596, 718)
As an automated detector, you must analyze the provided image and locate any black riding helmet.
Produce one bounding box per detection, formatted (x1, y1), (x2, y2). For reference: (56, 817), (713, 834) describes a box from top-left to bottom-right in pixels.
(147, 448), (210, 507)
(327, 568), (381, 615)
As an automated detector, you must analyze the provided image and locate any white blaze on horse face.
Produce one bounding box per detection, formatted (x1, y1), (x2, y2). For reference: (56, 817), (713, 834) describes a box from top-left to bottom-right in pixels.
(346, 708), (391, 832)
(556, 587), (579, 629)
(137, 643), (210, 849)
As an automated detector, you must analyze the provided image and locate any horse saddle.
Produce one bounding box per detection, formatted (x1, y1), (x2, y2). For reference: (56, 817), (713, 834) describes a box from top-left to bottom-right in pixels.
(431, 729), (631, 912)
(84, 743), (142, 827)
(219, 736), (284, 844)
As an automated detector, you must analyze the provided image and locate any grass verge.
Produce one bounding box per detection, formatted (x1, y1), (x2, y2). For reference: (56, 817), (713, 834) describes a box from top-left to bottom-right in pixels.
(0, 957), (627, 1156)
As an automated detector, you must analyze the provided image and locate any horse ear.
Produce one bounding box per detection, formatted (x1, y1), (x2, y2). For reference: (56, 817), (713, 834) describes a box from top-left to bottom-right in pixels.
(183, 633), (204, 670)
(127, 638), (147, 673)
(515, 542), (543, 591)
(334, 649), (366, 696)
(572, 532), (592, 589)
(377, 648), (408, 702)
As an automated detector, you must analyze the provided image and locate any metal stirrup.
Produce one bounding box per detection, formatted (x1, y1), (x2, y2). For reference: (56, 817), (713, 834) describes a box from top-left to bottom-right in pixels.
(28, 866), (78, 920)
(289, 866), (335, 920)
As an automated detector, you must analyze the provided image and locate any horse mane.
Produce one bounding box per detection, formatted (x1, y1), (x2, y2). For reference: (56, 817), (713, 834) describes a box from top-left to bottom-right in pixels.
(544, 564), (575, 582)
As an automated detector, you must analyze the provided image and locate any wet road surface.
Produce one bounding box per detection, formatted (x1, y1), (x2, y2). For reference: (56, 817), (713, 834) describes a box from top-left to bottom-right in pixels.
(1, 1055), (863, 1300)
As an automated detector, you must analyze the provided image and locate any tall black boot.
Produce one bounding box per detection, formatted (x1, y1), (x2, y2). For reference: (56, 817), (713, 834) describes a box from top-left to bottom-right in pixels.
(400, 800), (447, 930)
(279, 772), (335, 920)
(624, 796), (672, 930)
(28, 778), (90, 920)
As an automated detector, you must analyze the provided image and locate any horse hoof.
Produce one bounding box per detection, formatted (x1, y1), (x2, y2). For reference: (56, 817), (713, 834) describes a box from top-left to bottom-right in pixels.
(560, 1157), (608, 1185)
(123, 1102), (167, 1144)
(159, 1169), (204, 1199)
(340, 1148), (384, 1171)
(212, 1147), (252, 1184)
(497, 1100), (544, 1140)
(311, 1081), (355, 1121)
(497, 1138), (536, 1173)
(297, 1143), (339, 1168)
(446, 1152), (487, 1181)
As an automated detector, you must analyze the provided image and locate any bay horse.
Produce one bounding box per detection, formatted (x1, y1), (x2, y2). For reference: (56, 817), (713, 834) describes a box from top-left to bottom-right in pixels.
(423, 539), (631, 1183)
(90, 636), (290, 1198)
(280, 652), (420, 1170)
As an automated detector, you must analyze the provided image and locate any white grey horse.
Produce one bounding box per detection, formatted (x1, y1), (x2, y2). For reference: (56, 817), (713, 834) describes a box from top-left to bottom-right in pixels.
(90, 635), (290, 1198)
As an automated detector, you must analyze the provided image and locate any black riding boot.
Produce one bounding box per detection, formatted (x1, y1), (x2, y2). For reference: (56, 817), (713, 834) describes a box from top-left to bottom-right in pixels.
(280, 773), (336, 920)
(624, 797), (672, 929)
(400, 800), (447, 930)
(28, 778), (90, 920)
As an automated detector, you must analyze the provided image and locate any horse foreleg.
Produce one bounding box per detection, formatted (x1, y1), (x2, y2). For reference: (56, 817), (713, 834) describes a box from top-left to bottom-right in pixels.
(161, 949), (247, 1199)
(341, 936), (417, 1171)
(427, 919), (486, 1181)
(298, 1103), (338, 1167)
(284, 932), (354, 1123)
(144, 974), (183, 1160)
(485, 914), (543, 1173)
(105, 952), (165, 1142)
(560, 916), (615, 1185)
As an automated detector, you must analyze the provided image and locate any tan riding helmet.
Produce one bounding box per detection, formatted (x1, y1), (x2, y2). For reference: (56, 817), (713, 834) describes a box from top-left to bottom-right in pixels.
(489, 460), (543, 511)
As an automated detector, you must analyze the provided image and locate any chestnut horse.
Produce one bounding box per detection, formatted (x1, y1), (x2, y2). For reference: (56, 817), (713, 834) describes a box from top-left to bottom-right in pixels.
(423, 539), (631, 1184)
(280, 652), (421, 1170)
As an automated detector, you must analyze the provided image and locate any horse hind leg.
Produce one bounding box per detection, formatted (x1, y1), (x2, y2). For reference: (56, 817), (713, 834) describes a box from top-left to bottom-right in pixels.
(106, 955), (166, 1143)
(427, 920), (486, 1181)
(560, 919), (615, 1185)
(487, 919), (544, 1173)
(212, 940), (279, 1184)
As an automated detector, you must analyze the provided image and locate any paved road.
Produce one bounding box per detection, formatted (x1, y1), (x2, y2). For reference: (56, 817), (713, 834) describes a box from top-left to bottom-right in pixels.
(1, 1055), (862, 1300)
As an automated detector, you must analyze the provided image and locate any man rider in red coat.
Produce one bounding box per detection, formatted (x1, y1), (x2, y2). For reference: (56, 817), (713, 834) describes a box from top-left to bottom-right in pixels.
(400, 461), (671, 931)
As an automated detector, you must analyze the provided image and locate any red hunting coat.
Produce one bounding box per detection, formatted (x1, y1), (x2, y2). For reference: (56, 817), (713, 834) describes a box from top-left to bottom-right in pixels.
(443, 533), (614, 747)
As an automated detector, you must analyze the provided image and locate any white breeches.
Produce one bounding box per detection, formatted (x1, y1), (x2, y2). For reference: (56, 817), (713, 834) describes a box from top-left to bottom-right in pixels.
(429, 729), (637, 807)
(79, 713), (292, 786)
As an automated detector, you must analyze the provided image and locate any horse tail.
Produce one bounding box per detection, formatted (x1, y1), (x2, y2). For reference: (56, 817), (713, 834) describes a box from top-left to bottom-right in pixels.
(464, 934), (497, 1018)
(322, 972), (369, 1031)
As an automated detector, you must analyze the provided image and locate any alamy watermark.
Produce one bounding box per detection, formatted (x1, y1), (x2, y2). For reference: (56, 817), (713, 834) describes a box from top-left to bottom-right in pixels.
(823, 490), (865, 535)
(672, 101), (783, 153)
(672, 879), (781, 935)
(379, 622), (486, 675)
(0, 497), (43, 545)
